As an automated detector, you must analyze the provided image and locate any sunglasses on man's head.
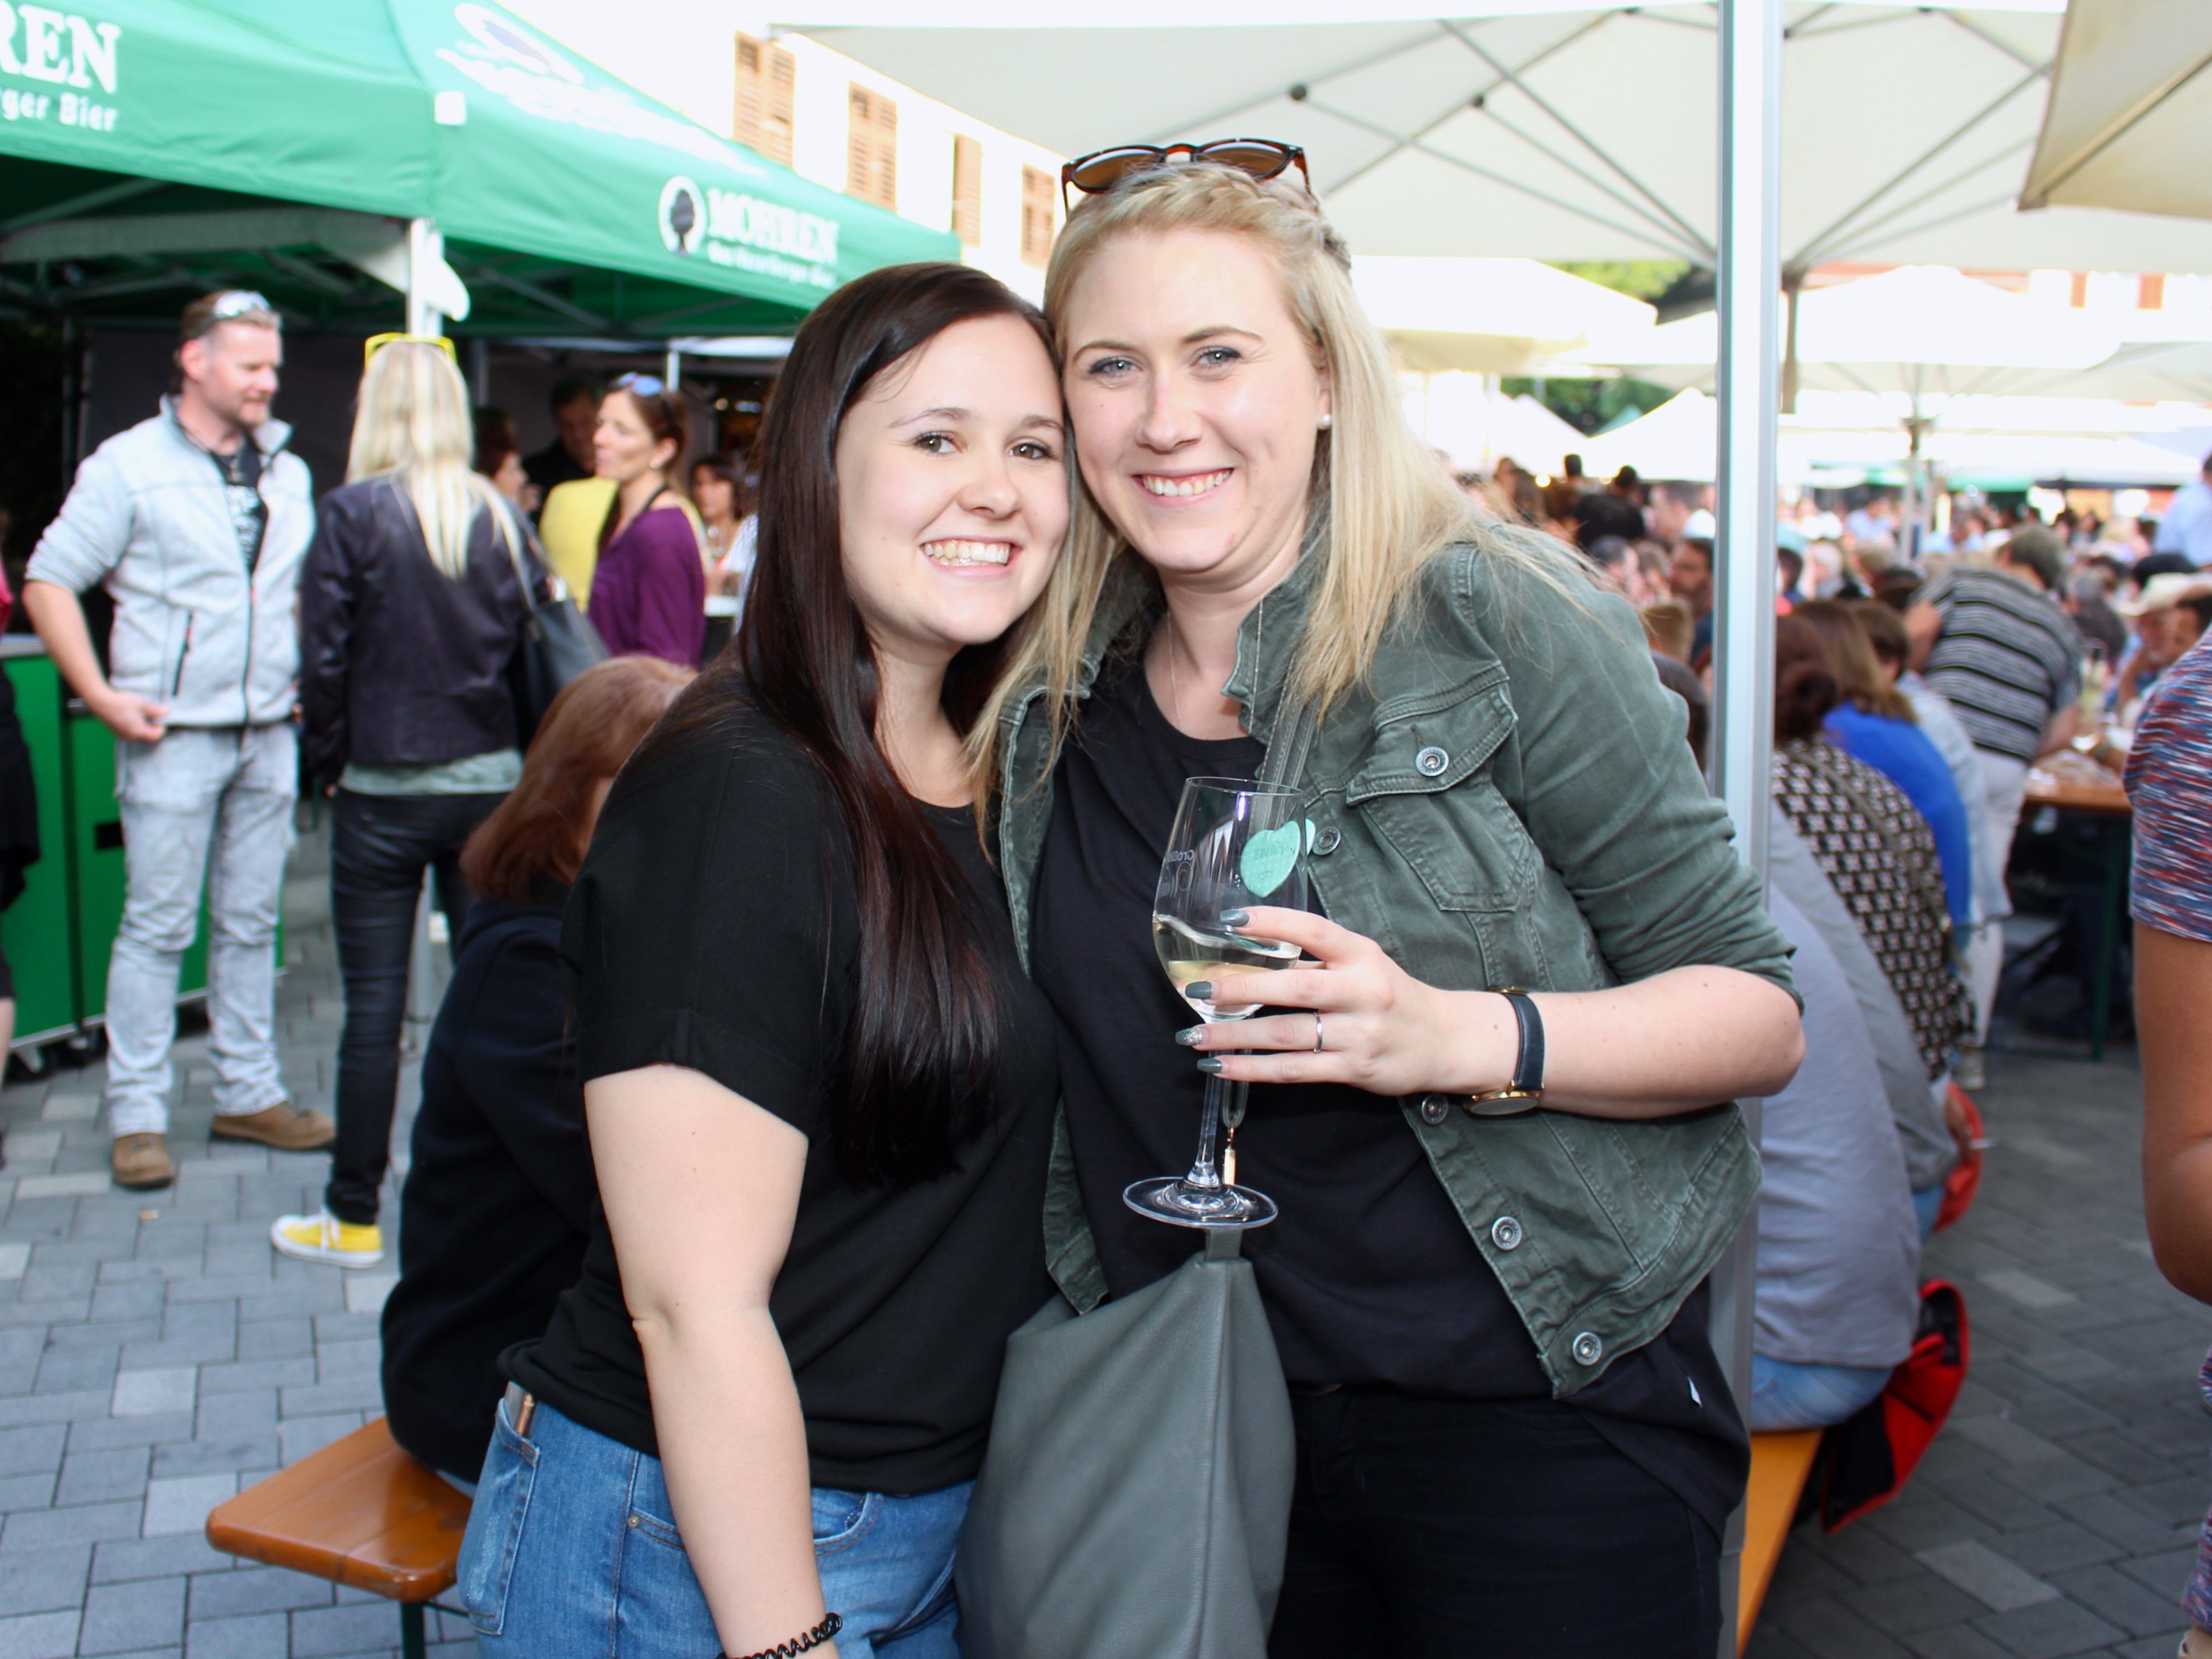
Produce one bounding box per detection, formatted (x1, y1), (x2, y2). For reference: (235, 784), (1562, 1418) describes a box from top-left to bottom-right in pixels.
(1060, 140), (1309, 213)
(185, 290), (275, 340)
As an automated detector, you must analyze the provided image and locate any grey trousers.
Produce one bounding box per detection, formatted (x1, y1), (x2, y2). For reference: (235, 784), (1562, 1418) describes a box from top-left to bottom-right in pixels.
(105, 725), (297, 1137)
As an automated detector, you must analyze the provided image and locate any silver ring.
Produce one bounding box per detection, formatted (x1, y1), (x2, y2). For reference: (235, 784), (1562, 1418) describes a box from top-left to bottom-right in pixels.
(1314, 1013), (1325, 1053)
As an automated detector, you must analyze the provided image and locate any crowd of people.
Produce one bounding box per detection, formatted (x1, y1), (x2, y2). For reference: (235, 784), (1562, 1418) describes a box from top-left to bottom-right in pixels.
(5, 140), (2212, 1658)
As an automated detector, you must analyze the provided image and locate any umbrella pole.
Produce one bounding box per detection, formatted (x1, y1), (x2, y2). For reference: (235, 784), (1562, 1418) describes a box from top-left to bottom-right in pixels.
(406, 218), (445, 337)
(1708, 1), (1782, 1653)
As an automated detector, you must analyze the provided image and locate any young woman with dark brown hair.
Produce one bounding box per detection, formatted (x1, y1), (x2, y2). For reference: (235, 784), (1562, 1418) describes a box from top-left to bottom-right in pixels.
(588, 375), (704, 665)
(1795, 598), (1973, 927)
(379, 655), (692, 1488)
(457, 263), (1072, 1659)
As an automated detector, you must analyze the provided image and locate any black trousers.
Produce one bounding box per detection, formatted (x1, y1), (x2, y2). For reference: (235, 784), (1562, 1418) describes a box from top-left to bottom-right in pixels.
(327, 789), (504, 1225)
(1268, 1390), (1721, 1659)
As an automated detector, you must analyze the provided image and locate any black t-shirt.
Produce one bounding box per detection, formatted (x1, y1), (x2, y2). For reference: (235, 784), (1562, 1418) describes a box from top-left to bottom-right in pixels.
(1030, 644), (1747, 1531)
(507, 711), (1058, 1494)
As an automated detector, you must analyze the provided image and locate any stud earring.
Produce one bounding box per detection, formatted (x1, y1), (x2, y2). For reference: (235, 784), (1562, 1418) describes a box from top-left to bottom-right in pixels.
(1318, 412), (1333, 430)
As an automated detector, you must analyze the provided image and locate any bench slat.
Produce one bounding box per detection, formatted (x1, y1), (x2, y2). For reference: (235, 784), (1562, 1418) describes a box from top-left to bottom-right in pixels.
(1738, 1429), (1823, 1653)
(206, 1418), (471, 1602)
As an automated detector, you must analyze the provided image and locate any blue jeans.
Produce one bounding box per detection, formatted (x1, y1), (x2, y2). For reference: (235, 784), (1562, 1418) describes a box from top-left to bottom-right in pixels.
(1749, 1355), (1892, 1432)
(458, 1393), (968, 1658)
(1912, 1183), (1945, 1241)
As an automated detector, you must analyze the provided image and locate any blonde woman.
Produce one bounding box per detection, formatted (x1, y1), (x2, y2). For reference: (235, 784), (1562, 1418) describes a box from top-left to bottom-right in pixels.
(278, 338), (541, 1270)
(982, 152), (1805, 1653)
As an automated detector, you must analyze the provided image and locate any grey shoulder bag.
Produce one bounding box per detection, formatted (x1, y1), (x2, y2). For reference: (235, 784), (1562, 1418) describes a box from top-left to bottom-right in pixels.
(498, 504), (607, 745)
(955, 696), (1318, 1659)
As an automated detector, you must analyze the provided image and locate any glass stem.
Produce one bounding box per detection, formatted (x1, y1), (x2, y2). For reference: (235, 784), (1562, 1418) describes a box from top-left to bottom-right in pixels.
(1183, 1066), (1228, 1191)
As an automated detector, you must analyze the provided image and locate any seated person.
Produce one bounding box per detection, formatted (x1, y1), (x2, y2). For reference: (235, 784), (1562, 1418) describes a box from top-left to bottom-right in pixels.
(380, 656), (691, 1486)
(1770, 806), (1957, 1238)
(1640, 599), (1694, 665)
(1795, 599), (1974, 928)
(1752, 886), (1924, 1432)
(1853, 599), (2004, 943)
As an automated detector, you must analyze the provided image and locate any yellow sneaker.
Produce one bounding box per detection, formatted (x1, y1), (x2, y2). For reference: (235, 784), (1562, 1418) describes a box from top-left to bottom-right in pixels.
(270, 1210), (385, 1268)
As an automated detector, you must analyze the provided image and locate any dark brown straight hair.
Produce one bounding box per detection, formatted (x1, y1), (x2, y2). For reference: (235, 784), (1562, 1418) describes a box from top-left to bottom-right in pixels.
(629, 262), (1055, 1184)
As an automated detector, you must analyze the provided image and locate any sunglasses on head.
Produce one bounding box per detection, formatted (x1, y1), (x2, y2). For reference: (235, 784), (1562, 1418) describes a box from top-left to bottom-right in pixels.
(612, 371), (668, 398)
(185, 290), (274, 340)
(1060, 139), (1309, 213)
(363, 332), (457, 368)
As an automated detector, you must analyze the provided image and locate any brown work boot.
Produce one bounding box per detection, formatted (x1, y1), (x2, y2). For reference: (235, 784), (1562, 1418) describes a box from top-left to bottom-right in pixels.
(111, 1133), (176, 1190)
(211, 1101), (336, 1152)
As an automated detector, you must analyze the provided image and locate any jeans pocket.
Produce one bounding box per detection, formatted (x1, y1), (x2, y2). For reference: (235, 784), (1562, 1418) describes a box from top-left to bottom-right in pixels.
(456, 1400), (539, 1636)
(811, 1487), (880, 1556)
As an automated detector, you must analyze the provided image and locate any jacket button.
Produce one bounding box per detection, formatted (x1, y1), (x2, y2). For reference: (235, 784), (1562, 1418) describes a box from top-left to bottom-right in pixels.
(1571, 1331), (1604, 1366)
(1490, 1215), (1523, 1251)
(1418, 1093), (1450, 1125)
(1312, 827), (1342, 855)
(1415, 745), (1449, 776)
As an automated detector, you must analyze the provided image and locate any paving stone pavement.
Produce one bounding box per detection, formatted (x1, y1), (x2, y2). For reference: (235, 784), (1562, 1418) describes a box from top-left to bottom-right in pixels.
(4, 815), (2206, 1657)
(0, 816), (474, 1658)
(1745, 1040), (2212, 1659)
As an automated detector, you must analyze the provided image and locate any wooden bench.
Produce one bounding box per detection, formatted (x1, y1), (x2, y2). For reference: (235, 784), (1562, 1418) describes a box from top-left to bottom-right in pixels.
(205, 1417), (471, 1659)
(1737, 1429), (1823, 1652)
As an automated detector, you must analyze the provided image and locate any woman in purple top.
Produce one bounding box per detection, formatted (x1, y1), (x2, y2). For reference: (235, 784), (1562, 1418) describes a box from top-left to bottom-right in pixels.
(589, 374), (705, 666)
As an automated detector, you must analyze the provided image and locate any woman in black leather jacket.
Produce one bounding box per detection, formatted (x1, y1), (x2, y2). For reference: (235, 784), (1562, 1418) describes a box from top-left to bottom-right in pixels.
(279, 340), (540, 1271)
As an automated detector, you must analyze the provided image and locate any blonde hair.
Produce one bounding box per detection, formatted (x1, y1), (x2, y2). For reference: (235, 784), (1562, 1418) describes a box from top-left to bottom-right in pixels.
(347, 342), (515, 579)
(969, 162), (1559, 783)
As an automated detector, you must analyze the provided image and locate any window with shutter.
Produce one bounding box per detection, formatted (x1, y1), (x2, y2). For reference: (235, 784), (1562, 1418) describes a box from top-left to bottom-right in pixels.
(847, 84), (898, 211)
(732, 33), (795, 167)
(1020, 165), (1055, 267)
(951, 134), (983, 247)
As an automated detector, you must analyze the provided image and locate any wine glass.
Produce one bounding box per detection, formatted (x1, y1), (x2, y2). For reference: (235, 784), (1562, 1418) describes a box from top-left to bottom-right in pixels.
(1126, 777), (1309, 1230)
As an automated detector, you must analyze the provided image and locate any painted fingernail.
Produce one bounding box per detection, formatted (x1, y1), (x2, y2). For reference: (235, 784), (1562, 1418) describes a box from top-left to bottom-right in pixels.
(1221, 908), (1250, 927)
(1184, 981), (1213, 1001)
(1196, 1057), (1225, 1075)
(1175, 1027), (1207, 1047)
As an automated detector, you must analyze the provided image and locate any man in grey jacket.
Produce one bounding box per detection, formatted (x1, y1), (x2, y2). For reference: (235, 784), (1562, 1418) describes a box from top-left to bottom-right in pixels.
(25, 291), (335, 1190)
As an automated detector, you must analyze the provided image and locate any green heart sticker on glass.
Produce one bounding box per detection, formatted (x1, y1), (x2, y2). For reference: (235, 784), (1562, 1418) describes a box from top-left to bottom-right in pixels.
(1239, 822), (1302, 898)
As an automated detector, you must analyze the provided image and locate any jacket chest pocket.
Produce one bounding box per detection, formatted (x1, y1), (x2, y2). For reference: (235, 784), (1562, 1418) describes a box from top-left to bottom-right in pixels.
(1344, 672), (1535, 915)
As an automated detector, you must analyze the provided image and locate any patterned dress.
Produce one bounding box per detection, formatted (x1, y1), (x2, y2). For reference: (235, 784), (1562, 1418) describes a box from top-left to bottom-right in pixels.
(1771, 737), (1971, 1076)
(2122, 636), (2212, 1632)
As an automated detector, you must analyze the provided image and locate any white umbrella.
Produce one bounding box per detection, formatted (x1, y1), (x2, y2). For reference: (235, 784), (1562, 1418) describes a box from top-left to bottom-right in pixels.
(1572, 267), (2131, 533)
(1408, 378), (1591, 471)
(1568, 266), (2124, 397)
(1575, 388), (1867, 485)
(1352, 255), (1654, 374)
(2020, 0), (2212, 222)
(781, 1), (2212, 273)
(1573, 386), (2205, 487)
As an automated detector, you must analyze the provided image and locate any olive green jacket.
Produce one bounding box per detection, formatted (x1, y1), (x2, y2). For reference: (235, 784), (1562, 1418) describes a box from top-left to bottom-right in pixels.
(995, 538), (1795, 1397)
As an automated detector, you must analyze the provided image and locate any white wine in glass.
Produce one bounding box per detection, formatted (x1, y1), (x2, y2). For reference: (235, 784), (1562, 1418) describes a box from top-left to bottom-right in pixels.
(1152, 913), (1300, 1020)
(1125, 777), (1309, 1230)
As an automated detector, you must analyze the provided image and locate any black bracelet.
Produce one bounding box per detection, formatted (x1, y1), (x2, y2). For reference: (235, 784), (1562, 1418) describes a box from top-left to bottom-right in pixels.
(722, 1612), (842, 1659)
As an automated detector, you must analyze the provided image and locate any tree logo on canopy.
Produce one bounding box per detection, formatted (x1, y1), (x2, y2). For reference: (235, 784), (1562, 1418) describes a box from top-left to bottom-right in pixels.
(451, 4), (579, 84)
(659, 176), (707, 256)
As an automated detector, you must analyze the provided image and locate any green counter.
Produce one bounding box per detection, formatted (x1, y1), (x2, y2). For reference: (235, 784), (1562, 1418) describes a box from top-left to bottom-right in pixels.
(2, 642), (74, 1042)
(1, 637), (257, 1051)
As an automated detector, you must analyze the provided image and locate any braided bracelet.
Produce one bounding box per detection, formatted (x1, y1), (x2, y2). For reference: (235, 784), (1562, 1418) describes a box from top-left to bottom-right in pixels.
(722, 1612), (842, 1659)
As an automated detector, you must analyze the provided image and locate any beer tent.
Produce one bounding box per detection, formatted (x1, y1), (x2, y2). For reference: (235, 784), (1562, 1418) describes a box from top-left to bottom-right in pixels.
(0, 0), (954, 335)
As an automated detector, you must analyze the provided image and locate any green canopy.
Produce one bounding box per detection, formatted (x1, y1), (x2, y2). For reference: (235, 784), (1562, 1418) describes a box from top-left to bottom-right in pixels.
(0, 0), (954, 335)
